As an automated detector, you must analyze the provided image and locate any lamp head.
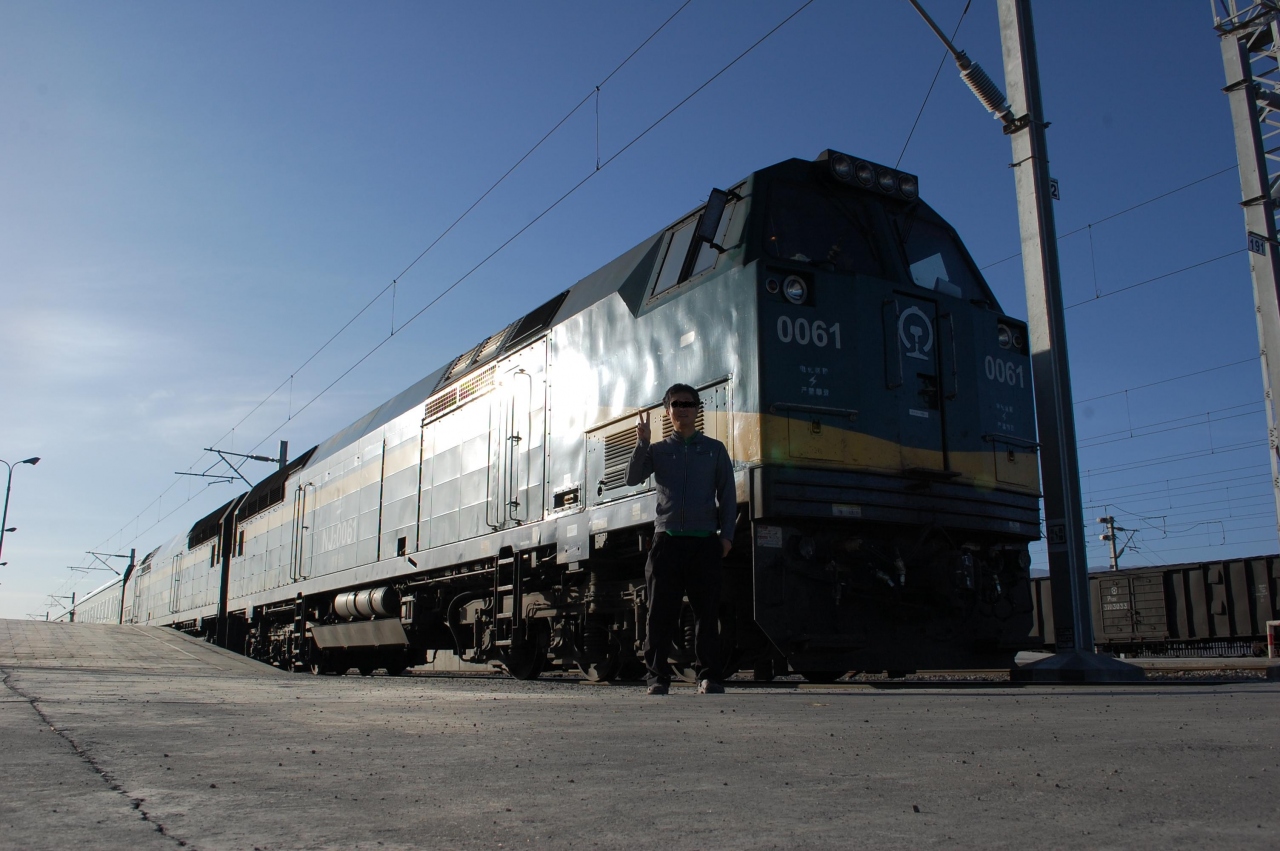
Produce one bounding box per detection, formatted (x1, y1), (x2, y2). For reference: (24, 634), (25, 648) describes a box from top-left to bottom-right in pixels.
(21, 457), (39, 466)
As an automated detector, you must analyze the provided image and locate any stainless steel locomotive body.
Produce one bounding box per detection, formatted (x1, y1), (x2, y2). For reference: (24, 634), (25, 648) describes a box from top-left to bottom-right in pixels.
(121, 150), (1041, 680)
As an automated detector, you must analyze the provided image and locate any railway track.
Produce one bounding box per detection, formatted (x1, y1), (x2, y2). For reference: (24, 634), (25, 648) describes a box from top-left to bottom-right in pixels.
(391, 657), (1277, 687)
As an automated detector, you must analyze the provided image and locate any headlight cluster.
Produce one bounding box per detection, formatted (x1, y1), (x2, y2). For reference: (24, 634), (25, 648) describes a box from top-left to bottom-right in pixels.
(997, 323), (1025, 350)
(823, 150), (919, 200)
(783, 275), (808, 305)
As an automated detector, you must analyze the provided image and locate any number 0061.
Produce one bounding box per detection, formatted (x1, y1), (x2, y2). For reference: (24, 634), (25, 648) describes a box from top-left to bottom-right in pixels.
(776, 316), (841, 348)
(984, 355), (1024, 387)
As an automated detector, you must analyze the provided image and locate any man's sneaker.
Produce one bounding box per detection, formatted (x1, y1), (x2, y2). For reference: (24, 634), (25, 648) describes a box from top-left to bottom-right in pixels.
(647, 682), (669, 695)
(697, 679), (724, 694)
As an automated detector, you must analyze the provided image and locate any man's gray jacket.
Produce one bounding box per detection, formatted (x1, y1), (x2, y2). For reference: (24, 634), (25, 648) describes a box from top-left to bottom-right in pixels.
(625, 431), (736, 541)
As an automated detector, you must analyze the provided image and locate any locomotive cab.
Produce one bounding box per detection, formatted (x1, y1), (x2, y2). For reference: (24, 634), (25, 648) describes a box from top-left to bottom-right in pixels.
(742, 151), (1041, 676)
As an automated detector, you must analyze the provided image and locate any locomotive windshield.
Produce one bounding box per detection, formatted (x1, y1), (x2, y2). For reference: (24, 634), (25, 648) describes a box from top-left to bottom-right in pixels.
(893, 209), (984, 301)
(763, 178), (989, 303)
(763, 182), (888, 278)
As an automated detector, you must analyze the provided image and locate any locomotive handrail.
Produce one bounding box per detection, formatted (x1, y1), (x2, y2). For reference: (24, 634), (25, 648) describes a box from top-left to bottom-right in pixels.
(768, 402), (859, 422)
(982, 433), (1040, 451)
(982, 433), (1040, 450)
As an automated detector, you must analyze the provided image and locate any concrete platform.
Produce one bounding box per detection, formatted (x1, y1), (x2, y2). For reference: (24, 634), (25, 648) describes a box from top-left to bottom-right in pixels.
(2, 619), (1277, 850)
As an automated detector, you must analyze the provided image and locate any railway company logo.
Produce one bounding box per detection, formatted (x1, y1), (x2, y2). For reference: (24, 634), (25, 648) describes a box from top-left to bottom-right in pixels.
(898, 307), (933, 361)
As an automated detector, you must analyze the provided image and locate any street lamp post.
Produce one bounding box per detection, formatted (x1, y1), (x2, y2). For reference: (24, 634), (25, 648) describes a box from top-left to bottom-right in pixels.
(0, 457), (40, 564)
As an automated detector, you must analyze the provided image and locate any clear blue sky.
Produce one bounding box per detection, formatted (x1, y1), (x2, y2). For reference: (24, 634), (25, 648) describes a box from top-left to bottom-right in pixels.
(1, 1), (1268, 620)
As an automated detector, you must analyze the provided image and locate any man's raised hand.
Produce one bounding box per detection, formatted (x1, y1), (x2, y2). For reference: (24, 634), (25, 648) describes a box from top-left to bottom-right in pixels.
(636, 410), (651, 444)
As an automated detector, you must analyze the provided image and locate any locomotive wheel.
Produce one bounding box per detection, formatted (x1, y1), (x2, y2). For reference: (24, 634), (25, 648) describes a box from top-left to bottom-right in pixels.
(578, 627), (624, 682)
(668, 658), (698, 683)
(383, 650), (410, 677)
(499, 644), (545, 680)
(358, 664), (375, 677)
(499, 621), (549, 680)
(579, 657), (621, 682)
(615, 655), (647, 682)
(752, 658), (776, 682)
(799, 670), (844, 684)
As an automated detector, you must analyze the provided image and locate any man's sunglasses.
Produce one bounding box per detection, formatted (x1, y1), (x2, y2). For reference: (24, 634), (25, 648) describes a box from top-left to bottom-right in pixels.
(668, 400), (699, 409)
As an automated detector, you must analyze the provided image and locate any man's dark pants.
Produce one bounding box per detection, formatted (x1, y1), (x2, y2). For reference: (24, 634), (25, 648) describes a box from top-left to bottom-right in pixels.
(644, 533), (722, 686)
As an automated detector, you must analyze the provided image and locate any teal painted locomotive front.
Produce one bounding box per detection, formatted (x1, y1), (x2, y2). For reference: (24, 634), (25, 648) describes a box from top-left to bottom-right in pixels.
(744, 153), (1041, 676)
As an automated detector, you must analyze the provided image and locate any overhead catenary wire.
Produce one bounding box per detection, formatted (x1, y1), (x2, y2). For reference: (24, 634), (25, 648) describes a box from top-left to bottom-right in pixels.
(1089, 493), (1274, 524)
(1083, 470), (1270, 504)
(1093, 462), (1269, 493)
(66, 0), (816, 597)
(1074, 357), (1255, 405)
(1064, 249), (1245, 310)
(897, 0), (972, 168)
(244, 0), (817, 457)
(1077, 439), (1267, 480)
(63, 0), (700, 592)
(980, 165), (1239, 271)
(1077, 401), (1263, 449)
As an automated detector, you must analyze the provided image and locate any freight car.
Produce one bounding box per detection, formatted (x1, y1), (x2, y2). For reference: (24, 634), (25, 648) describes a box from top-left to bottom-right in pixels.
(1029, 555), (1280, 656)
(86, 150), (1045, 680)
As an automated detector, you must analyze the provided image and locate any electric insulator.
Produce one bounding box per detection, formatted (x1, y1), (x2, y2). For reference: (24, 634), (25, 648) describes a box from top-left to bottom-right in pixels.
(958, 56), (1013, 123)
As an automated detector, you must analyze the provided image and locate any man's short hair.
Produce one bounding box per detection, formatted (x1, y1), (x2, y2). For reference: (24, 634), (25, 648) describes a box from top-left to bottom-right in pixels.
(663, 383), (700, 408)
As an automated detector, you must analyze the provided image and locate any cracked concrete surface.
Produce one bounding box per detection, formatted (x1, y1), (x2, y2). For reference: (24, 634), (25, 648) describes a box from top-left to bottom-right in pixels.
(2, 619), (1278, 850)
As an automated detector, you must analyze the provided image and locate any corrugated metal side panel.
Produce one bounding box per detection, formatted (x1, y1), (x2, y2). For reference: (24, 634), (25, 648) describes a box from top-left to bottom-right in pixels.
(1131, 574), (1166, 637)
(1189, 567), (1210, 639)
(1168, 569), (1189, 640)
(1097, 575), (1132, 638)
(1227, 560), (1251, 637)
(1246, 558), (1271, 635)
(1207, 563), (1231, 637)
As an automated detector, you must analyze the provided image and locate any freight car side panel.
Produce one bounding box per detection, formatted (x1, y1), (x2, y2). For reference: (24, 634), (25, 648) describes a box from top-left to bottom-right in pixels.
(1032, 556), (1280, 652)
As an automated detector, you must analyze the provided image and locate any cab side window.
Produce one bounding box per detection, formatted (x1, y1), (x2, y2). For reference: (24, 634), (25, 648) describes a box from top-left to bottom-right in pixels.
(650, 196), (739, 299)
(651, 217), (698, 298)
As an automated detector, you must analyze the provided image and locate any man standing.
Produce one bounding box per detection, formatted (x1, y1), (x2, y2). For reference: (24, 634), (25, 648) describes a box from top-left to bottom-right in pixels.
(626, 383), (736, 695)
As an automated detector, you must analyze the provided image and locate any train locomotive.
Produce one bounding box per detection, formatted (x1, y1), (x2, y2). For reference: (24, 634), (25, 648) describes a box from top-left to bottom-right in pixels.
(71, 149), (1043, 681)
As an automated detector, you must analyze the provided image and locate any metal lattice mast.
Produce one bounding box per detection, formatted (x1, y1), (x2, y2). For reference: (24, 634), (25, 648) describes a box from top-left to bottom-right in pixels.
(1216, 0), (1280, 542)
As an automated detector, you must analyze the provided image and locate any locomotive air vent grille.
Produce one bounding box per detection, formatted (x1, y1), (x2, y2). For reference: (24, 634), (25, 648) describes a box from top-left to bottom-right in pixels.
(423, 392), (458, 421)
(423, 364), (499, 425)
(239, 482), (286, 522)
(458, 364), (497, 402)
(505, 289), (569, 353)
(474, 321), (517, 367)
(599, 429), (638, 491)
(440, 343), (483, 388)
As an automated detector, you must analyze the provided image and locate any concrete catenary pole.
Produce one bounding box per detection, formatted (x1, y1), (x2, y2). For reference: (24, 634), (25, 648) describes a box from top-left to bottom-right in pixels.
(907, 0), (1141, 680)
(994, 0), (1140, 680)
(1214, 0), (1280, 543)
